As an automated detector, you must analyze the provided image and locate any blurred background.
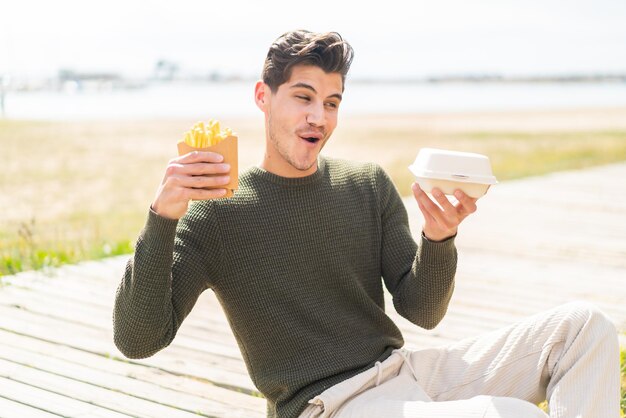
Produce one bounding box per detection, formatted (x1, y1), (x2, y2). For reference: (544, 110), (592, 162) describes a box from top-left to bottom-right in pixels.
(3, 0), (626, 118)
(2, 0), (626, 275)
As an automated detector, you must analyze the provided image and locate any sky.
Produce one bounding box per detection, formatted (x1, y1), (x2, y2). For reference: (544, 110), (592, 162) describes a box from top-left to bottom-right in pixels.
(2, 0), (626, 80)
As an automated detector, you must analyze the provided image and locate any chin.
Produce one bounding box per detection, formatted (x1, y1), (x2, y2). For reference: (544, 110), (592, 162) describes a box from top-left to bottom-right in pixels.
(291, 157), (317, 172)
(294, 162), (315, 172)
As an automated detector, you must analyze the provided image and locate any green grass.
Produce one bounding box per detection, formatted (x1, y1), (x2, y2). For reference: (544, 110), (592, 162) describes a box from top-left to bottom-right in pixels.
(1, 118), (626, 277)
(1, 217), (134, 276)
(621, 346), (626, 416)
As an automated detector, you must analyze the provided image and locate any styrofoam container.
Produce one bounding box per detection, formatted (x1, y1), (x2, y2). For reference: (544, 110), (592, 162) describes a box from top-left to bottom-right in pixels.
(408, 148), (498, 198)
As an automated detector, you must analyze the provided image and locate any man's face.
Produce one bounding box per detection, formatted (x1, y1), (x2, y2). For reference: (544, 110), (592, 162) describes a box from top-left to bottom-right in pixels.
(256, 65), (343, 177)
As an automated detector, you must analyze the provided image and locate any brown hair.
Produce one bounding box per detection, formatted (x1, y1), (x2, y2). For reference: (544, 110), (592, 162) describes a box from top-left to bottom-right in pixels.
(262, 30), (354, 92)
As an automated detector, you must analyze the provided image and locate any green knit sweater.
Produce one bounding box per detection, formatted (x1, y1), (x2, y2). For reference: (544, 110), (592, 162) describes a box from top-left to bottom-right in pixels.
(113, 156), (457, 418)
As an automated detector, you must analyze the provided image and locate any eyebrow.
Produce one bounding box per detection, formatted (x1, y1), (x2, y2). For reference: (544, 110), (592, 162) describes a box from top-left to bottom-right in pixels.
(290, 82), (343, 101)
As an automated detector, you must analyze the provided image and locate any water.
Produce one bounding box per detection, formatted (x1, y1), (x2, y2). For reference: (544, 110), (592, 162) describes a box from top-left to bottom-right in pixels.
(3, 81), (626, 120)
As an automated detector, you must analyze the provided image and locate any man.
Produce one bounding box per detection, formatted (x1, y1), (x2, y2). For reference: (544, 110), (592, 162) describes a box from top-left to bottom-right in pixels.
(113, 30), (620, 418)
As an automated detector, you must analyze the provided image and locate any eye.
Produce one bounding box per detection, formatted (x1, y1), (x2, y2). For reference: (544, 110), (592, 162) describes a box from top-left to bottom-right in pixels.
(325, 102), (339, 109)
(296, 95), (310, 102)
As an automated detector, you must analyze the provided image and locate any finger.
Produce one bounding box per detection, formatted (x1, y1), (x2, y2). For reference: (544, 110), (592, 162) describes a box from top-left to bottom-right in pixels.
(411, 182), (432, 203)
(170, 174), (231, 189)
(411, 182), (423, 200)
(164, 163), (229, 180)
(431, 188), (457, 213)
(175, 151), (225, 164)
(412, 183), (437, 215)
(186, 187), (228, 200)
(416, 196), (437, 224)
(412, 183), (440, 216)
(170, 162), (231, 176)
(453, 190), (478, 216)
(413, 184), (454, 228)
(412, 183), (431, 218)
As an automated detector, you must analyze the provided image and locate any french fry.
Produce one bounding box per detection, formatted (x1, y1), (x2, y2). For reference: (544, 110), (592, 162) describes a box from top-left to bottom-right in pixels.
(177, 118), (239, 198)
(181, 119), (235, 149)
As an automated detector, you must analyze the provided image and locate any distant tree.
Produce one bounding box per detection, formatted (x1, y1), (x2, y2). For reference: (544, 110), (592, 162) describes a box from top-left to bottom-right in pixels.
(153, 60), (180, 81)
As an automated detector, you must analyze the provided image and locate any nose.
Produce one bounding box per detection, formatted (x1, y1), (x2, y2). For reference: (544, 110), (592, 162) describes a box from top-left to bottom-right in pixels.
(306, 102), (325, 127)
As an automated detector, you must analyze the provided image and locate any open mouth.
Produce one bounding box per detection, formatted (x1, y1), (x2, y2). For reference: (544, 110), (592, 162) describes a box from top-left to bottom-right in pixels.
(299, 131), (323, 144)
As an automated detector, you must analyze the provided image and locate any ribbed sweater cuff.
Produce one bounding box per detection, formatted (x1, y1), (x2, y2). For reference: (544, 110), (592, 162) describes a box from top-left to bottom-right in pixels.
(142, 207), (179, 255)
(419, 233), (457, 264)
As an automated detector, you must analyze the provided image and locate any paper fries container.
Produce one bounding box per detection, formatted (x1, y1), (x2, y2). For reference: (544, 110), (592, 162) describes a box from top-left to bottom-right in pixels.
(177, 135), (238, 198)
(408, 148), (498, 198)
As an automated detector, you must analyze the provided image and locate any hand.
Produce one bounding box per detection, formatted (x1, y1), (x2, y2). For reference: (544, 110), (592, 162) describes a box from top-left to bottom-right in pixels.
(411, 183), (478, 242)
(151, 151), (231, 220)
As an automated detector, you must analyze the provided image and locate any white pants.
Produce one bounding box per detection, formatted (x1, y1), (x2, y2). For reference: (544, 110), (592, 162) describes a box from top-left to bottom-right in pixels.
(299, 302), (620, 418)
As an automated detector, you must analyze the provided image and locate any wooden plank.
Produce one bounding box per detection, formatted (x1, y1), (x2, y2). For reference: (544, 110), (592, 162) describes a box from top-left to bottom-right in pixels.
(0, 329), (263, 413)
(0, 345), (263, 417)
(0, 358), (219, 418)
(0, 376), (130, 418)
(3, 266), (236, 334)
(0, 396), (61, 418)
(0, 280), (238, 348)
(9, 297), (234, 349)
(0, 285), (242, 356)
(0, 331), (258, 409)
(0, 300), (249, 385)
(0, 305), (258, 393)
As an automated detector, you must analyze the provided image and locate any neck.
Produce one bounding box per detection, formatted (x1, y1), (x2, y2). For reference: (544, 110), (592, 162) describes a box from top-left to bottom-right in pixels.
(259, 154), (318, 178)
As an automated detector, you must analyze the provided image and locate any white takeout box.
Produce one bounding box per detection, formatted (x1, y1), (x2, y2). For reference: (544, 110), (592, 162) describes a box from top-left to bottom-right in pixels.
(408, 148), (498, 198)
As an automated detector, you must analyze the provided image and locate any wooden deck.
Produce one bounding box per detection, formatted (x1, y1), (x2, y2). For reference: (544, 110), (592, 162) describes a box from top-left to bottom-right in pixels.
(1, 162), (625, 417)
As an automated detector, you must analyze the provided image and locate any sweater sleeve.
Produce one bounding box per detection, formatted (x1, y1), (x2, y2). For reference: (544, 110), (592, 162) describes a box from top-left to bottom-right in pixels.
(112, 202), (223, 359)
(375, 165), (457, 329)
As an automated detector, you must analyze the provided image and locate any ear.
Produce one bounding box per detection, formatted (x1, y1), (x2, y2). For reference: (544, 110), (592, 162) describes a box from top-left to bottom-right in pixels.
(254, 81), (270, 112)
